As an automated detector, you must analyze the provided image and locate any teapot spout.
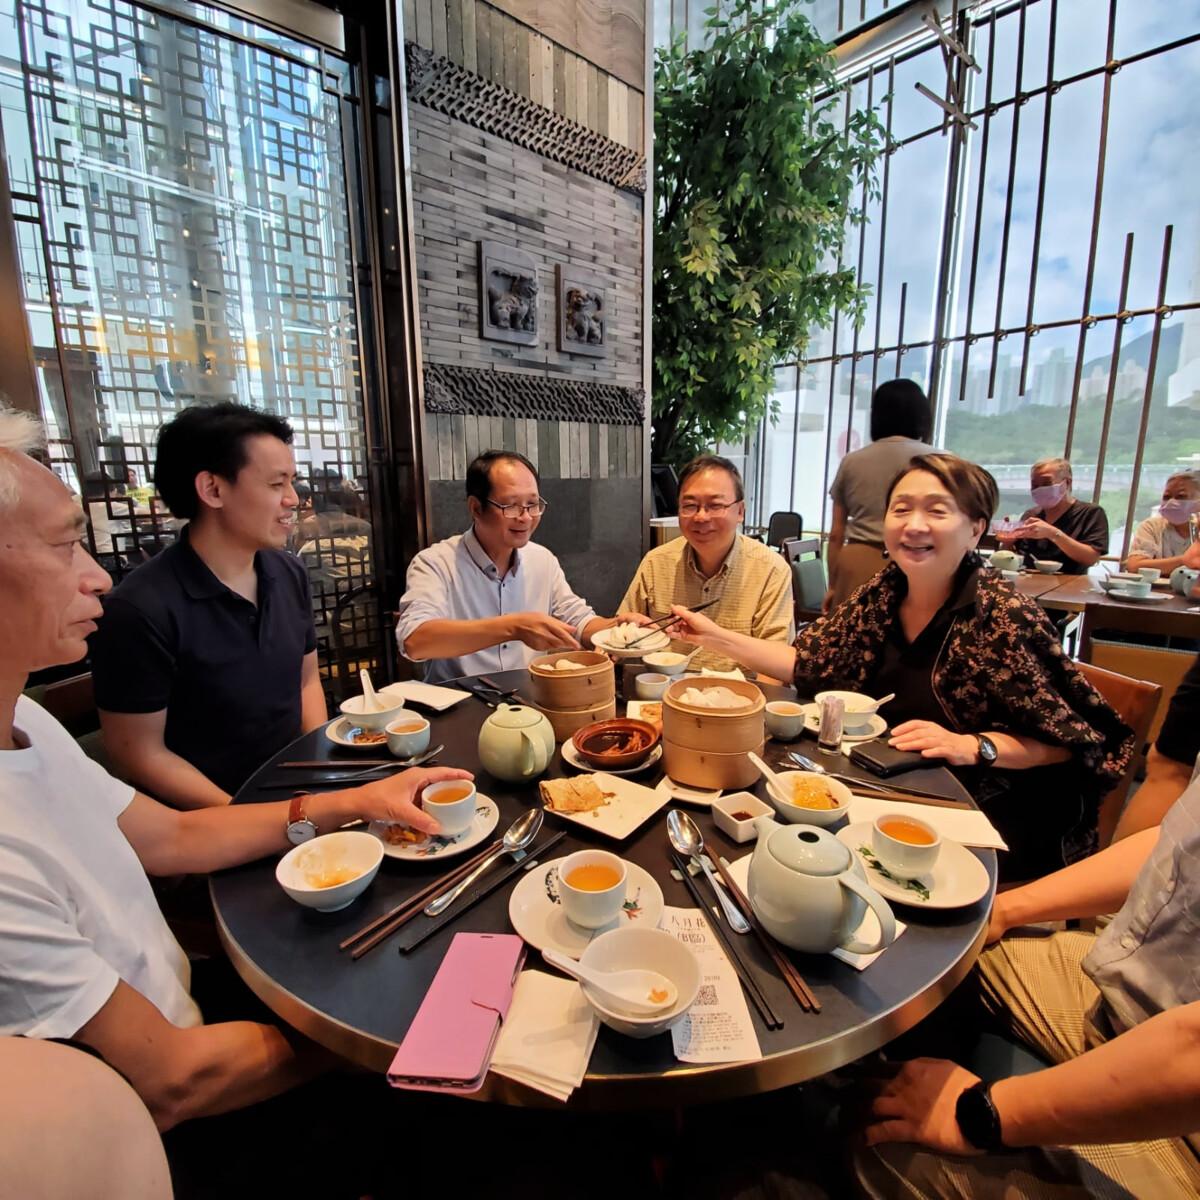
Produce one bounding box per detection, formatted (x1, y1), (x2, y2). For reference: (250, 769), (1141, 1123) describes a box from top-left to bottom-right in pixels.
(753, 813), (782, 838)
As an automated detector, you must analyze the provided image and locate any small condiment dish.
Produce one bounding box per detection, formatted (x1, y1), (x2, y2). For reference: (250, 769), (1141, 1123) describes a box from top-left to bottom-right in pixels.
(643, 651), (691, 676)
(339, 692), (408, 732)
(276, 831), (383, 912)
(634, 672), (671, 700)
(767, 770), (852, 828)
(576, 926), (702, 1038)
(712, 792), (773, 843)
(814, 690), (878, 730)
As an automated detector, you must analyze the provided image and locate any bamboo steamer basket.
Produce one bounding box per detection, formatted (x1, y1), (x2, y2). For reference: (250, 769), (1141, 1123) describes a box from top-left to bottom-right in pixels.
(662, 740), (766, 791)
(528, 651), (615, 711)
(538, 697), (618, 743)
(661, 677), (765, 753)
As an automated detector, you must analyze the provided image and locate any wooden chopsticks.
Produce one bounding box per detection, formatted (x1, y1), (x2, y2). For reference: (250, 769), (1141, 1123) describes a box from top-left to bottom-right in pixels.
(625, 598), (720, 647)
(340, 838), (500, 959)
(707, 852), (821, 1014)
(671, 850), (783, 1031)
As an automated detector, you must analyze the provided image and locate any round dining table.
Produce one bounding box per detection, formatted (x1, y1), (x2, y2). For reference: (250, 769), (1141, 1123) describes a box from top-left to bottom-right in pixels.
(210, 669), (997, 1109)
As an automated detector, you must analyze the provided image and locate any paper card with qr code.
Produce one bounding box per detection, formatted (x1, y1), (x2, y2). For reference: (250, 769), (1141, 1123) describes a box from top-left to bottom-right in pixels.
(662, 906), (763, 1064)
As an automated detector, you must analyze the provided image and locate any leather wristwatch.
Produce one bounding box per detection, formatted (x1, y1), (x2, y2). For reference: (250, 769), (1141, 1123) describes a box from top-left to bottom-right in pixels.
(286, 795), (319, 845)
(956, 1081), (1005, 1152)
(976, 734), (999, 767)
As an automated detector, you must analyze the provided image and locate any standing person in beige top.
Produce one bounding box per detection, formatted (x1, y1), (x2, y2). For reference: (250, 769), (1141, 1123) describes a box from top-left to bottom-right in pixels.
(825, 379), (933, 611)
(619, 455), (794, 672)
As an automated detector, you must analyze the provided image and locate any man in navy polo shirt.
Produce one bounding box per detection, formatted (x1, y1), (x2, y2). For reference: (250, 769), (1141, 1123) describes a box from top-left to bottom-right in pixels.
(90, 403), (327, 808)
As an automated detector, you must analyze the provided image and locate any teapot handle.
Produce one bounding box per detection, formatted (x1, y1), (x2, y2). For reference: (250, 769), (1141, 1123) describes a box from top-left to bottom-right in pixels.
(518, 730), (537, 777)
(836, 871), (897, 956)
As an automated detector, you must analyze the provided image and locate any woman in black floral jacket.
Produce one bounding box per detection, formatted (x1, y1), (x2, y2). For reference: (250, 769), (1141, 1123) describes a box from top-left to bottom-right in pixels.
(670, 453), (1133, 881)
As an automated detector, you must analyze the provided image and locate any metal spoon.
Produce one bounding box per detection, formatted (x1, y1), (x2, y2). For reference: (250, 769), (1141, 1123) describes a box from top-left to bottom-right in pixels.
(424, 807), (543, 916)
(666, 809), (750, 934)
(542, 947), (678, 1015)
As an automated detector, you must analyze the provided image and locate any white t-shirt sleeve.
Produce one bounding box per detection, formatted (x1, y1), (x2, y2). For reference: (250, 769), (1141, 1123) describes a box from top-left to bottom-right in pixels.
(0, 849), (120, 1039)
(1128, 517), (1163, 560)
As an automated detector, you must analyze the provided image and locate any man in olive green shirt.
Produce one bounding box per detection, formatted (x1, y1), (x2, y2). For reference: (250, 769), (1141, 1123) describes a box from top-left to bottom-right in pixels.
(620, 455), (794, 672)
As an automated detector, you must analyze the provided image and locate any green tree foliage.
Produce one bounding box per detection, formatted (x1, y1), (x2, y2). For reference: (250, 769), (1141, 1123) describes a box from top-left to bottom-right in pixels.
(653, 0), (883, 467)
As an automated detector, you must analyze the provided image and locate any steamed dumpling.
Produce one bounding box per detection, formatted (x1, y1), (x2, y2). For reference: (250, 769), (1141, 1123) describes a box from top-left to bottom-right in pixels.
(678, 686), (749, 709)
(605, 621), (644, 648)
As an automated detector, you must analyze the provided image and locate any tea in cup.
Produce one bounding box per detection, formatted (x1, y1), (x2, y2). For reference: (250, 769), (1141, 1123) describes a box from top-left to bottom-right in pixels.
(1137, 567), (1161, 583)
(386, 714), (431, 759)
(872, 814), (941, 881)
(421, 778), (478, 837)
(765, 700), (806, 741)
(556, 849), (628, 929)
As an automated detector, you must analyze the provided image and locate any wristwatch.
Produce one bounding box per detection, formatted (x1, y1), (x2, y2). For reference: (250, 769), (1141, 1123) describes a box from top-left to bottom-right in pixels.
(956, 1080), (1005, 1152)
(976, 734), (998, 767)
(286, 795), (319, 845)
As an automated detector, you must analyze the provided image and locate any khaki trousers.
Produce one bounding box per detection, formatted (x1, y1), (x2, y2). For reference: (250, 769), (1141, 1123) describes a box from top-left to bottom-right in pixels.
(830, 542), (887, 610)
(856, 932), (1200, 1199)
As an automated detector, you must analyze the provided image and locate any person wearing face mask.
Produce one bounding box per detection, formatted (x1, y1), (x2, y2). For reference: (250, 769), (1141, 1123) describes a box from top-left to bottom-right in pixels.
(667, 453), (1133, 882)
(1124, 471), (1200, 575)
(995, 457), (1109, 574)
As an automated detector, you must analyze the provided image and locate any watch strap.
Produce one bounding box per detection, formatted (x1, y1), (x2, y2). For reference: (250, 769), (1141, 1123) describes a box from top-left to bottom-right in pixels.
(956, 1081), (1004, 1152)
(288, 795), (307, 826)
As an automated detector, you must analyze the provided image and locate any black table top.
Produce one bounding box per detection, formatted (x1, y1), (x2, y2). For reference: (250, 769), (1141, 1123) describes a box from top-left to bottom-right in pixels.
(210, 670), (996, 1109)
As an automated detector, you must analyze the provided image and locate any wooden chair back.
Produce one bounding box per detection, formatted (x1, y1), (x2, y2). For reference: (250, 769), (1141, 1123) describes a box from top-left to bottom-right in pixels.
(28, 672), (99, 737)
(1076, 661), (1162, 847)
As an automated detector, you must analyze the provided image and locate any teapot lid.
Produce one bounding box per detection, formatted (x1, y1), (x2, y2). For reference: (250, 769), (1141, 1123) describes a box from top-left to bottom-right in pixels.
(766, 825), (851, 876)
(486, 703), (545, 729)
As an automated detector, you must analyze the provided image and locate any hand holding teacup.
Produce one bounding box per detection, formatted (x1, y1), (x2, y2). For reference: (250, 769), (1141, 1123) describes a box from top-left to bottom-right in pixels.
(358, 766), (475, 834)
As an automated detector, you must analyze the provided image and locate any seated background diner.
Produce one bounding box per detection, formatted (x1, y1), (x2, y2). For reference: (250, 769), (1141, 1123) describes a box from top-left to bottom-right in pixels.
(994, 457), (1108, 574)
(667, 452), (1133, 882)
(823, 379), (934, 612)
(1124, 469), (1200, 575)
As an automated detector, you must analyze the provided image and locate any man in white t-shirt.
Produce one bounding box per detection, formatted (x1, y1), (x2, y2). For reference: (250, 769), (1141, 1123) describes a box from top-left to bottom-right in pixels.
(0, 404), (472, 1131)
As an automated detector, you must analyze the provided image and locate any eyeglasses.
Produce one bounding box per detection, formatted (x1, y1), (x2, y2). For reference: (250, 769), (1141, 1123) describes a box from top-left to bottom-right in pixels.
(678, 500), (741, 518)
(487, 498), (548, 519)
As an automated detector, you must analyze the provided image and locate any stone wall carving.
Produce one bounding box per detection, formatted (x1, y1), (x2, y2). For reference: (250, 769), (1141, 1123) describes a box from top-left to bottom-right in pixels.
(405, 42), (646, 194)
(424, 362), (643, 425)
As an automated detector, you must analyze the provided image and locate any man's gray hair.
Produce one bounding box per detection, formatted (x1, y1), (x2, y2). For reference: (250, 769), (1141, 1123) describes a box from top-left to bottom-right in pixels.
(1165, 469), (1200, 497)
(1031, 456), (1072, 484)
(0, 403), (46, 511)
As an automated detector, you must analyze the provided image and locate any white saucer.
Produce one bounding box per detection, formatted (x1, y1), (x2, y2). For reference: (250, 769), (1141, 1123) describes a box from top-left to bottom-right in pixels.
(1108, 590), (1169, 603)
(561, 739), (663, 776)
(508, 857), (664, 958)
(324, 716), (393, 751)
(836, 821), (990, 909)
(654, 775), (723, 808)
(803, 705), (887, 742)
(369, 795), (499, 861)
(590, 627), (671, 657)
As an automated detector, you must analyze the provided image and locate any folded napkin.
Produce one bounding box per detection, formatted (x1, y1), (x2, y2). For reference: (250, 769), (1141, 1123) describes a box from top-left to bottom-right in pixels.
(490, 970), (600, 1102)
(379, 681), (470, 711)
(846, 793), (1008, 851)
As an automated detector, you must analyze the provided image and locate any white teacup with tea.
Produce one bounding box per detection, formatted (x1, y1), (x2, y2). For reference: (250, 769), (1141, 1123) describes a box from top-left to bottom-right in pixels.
(872, 814), (941, 880)
(421, 779), (478, 837)
(556, 849), (628, 929)
(765, 699), (806, 740)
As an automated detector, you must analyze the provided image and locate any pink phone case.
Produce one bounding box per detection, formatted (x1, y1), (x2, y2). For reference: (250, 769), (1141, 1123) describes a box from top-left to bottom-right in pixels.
(386, 932), (526, 1093)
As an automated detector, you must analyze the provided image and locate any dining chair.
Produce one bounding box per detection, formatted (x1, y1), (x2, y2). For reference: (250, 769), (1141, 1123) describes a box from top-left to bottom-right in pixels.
(764, 510), (803, 549)
(1076, 661), (1162, 848)
(781, 536), (826, 625)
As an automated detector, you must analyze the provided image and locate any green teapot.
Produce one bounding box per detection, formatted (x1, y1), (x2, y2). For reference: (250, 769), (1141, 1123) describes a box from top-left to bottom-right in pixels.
(477, 704), (555, 783)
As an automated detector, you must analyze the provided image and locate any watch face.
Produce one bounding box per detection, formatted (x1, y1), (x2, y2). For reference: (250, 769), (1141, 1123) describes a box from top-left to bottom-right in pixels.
(978, 736), (998, 764)
(287, 820), (317, 846)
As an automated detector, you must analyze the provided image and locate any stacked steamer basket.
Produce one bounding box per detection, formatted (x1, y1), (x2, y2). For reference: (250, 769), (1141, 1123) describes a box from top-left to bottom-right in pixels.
(527, 651), (617, 742)
(661, 677), (765, 790)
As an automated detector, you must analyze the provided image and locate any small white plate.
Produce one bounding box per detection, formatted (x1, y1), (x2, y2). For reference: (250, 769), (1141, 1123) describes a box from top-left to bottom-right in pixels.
(508, 858), (664, 959)
(654, 775), (724, 808)
(1107, 590), (1169, 604)
(836, 821), (990, 909)
(324, 716), (393, 751)
(624, 700), (663, 724)
(542, 772), (670, 841)
(369, 795), (499, 861)
(590, 627), (671, 657)
(803, 706), (888, 742)
(561, 738), (663, 776)
(376, 681), (469, 712)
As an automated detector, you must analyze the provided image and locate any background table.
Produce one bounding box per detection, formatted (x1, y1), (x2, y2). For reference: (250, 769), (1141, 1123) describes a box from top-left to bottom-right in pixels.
(211, 672), (996, 1108)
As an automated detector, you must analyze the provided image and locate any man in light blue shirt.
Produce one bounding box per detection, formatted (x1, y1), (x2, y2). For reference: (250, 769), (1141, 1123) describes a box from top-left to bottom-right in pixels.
(395, 451), (644, 683)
